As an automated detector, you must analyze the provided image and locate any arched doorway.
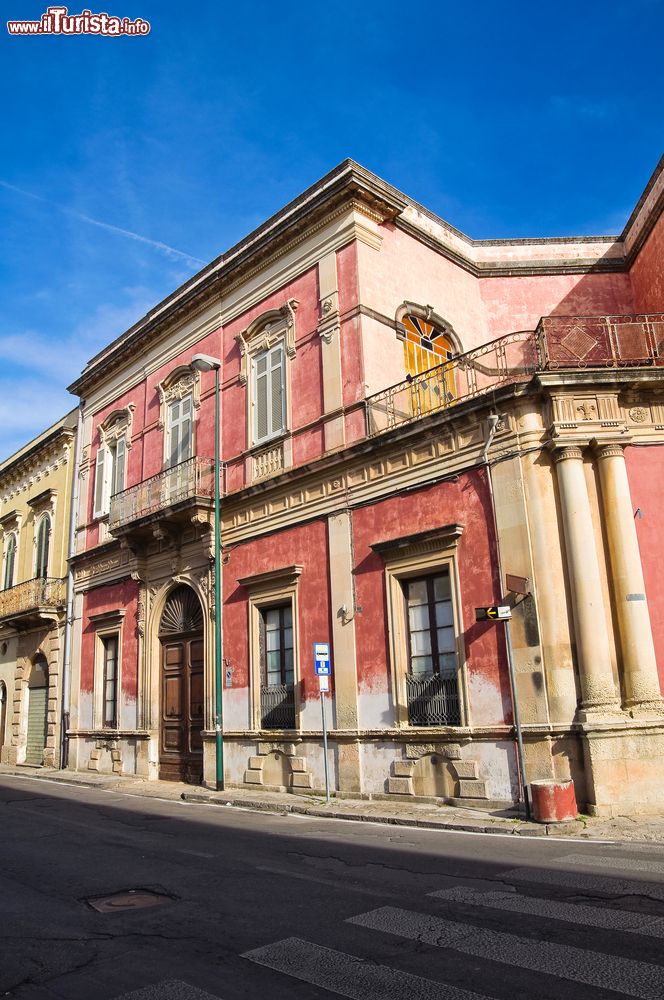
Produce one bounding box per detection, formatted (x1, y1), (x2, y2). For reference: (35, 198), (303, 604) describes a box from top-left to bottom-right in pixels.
(26, 656), (49, 766)
(158, 585), (204, 784)
(0, 682), (7, 759)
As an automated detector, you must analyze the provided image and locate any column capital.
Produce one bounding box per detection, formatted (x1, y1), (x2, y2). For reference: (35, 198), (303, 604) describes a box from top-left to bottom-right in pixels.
(593, 441), (625, 461)
(551, 444), (584, 465)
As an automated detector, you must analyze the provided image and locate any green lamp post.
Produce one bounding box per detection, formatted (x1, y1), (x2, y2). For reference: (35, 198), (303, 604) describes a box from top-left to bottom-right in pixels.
(191, 352), (224, 789)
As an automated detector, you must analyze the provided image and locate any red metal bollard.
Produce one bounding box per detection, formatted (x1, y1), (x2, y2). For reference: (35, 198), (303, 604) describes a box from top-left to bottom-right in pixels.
(529, 779), (578, 823)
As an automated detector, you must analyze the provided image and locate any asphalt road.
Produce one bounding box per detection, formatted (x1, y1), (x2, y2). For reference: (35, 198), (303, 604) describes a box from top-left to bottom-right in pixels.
(2, 775), (664, 1000)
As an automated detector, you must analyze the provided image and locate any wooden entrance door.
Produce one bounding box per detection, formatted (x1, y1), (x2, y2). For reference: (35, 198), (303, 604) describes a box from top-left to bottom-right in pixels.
(159, 636), (204, 783)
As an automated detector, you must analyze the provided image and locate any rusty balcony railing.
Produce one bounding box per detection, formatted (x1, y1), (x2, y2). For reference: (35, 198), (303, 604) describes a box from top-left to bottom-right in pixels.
(108, 456), (215, 532)
(365, 331), (539, 436)
(536, 313), (664, 369)
(0, 577), (67, 622)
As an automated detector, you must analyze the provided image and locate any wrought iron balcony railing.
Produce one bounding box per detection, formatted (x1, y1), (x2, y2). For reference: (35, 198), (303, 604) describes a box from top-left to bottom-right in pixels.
(108, 456), (215, 532)
(261, 683), (296, 730)
(0, 577), (66, 622)
(536, 313), (664, 369)
(406, 672), (461, 727)
(365, 331), (538, 436)
(365, 314), (664, 437)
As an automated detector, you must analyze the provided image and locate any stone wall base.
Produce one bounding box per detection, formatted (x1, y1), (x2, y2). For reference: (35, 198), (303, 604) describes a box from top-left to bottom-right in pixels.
(581, 723), (664, 816)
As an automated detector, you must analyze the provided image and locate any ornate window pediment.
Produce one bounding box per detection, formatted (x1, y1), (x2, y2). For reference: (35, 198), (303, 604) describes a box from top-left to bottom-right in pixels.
(235, 300), (298, 386)
(99, 404), (135, 447)
(93, 405), (135, 519)
(157, 368), (200, 429)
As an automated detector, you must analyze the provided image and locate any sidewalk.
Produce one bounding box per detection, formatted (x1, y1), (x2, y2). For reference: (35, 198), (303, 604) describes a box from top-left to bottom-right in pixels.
(3, 763), (664, 844)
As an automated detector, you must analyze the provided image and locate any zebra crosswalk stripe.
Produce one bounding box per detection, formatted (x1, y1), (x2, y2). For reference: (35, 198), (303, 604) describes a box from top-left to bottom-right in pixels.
(499, 865), (664, 900)
(242, 936), (492, 1000)
(555, 853), (664, 877)
(429, 886), (664, 937)
(347, 906), (664, 999)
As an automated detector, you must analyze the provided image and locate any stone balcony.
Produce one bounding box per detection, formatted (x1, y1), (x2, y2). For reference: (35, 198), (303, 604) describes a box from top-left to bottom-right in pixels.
(108, 456), (216, 537)
(364, 314), (664, 437)
(0, 577), (67, 629)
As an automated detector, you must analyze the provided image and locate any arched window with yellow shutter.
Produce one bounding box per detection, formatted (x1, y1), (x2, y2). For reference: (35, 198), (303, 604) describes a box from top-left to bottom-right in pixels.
(401, 313), (458, 413)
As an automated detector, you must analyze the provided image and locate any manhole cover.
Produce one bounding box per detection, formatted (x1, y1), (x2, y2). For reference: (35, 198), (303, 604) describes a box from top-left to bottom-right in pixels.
(86, 888), (174, 913)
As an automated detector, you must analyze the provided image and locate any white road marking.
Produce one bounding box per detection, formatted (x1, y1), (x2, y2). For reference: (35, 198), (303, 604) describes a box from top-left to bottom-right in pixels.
(112, 980), (222, 999)
(242, 936), (492, 1000)
(557, 853), (664, 877)
(430, 885), (664, 937)
(348, 906), (664, 999)
(499, 865), (664, 899)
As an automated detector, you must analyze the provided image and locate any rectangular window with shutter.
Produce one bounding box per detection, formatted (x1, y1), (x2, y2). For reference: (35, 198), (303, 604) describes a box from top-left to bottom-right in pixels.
(102, 634), (119, 728)
(252, 345), (285, 445)
(93, 438), (128, 518)
(167, 397), (193, 468)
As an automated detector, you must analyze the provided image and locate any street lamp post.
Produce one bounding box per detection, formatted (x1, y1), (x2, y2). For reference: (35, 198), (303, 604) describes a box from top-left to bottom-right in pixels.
(191, 353), (223, 790)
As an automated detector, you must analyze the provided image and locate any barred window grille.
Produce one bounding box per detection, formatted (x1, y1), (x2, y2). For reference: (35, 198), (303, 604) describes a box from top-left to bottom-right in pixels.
(404, 571), (461, 726)
(259, 603), (295, 729)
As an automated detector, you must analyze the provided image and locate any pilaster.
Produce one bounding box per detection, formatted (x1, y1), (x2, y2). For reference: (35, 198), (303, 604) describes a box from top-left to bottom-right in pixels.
(317, 252), (345, 452)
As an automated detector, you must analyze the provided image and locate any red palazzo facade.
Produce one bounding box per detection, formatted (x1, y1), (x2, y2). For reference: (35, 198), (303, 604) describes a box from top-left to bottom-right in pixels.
(67, 158), (664, 815)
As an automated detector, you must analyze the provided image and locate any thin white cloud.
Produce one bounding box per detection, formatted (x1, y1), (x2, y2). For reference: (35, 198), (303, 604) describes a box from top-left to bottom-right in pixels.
(0, 287), (163, 383)
(0, 179), (206, 267)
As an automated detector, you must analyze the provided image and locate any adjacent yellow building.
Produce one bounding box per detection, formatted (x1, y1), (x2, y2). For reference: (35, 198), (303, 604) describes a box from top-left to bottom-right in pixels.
(0, 410), (78, 767)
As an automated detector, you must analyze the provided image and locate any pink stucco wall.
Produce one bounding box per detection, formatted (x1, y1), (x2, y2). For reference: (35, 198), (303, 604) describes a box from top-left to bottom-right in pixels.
(351, 467), (512, 725)
(223, 519), (330, 703)
(625, 445), (664, 692)
(630, 213), (664, 313)
(80, 579), (139, 697)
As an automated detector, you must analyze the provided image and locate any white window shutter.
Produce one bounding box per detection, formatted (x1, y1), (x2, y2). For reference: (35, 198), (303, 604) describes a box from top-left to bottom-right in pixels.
(254, 355), (269, 442)
(93, 446), (109, 518)
(113, 438), (126, 496)
(270, 347), (284, 433)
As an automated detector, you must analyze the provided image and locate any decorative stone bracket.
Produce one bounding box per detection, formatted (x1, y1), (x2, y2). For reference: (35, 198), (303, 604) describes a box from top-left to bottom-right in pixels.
(243, 740), (312, 790)
(387, 744), (488, 800)
(88, 738), (122, 775)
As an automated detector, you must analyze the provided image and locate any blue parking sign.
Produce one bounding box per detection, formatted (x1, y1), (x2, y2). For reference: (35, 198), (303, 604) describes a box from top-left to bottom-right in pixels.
(314, 642), (331, 675)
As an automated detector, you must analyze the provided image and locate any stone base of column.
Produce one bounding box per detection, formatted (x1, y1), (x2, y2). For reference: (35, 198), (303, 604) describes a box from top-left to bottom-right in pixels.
(576, 702), (624, 724)
(624, 698), (664, 719)
(581, 721), (664, 816)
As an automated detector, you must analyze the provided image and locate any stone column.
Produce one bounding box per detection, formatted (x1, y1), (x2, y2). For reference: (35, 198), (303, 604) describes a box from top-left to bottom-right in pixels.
(553, 446), (621, 718)
(595, 443), (663, 715)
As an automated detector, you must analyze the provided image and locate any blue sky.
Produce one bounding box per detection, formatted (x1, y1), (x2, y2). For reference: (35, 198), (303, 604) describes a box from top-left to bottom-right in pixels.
(1, 0), (662, 459)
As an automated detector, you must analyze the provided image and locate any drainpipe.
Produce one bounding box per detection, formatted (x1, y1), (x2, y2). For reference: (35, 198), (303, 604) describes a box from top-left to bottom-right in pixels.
(60, 404), (83, 769)
(482, 413), (530, 819)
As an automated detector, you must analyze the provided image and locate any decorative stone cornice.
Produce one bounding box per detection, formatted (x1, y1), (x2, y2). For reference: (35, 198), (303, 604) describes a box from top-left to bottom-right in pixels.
(238, 564), (303, 592)
(371, 524), (464, 561)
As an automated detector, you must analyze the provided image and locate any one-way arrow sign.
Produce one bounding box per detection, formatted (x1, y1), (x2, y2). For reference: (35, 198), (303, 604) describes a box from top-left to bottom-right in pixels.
(475, 605), (512, 622)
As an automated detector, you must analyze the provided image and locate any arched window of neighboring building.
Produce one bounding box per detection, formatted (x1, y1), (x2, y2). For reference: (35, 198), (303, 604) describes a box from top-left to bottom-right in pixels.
(3, 533), (17, 591)
(35, 514), (51, 579)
